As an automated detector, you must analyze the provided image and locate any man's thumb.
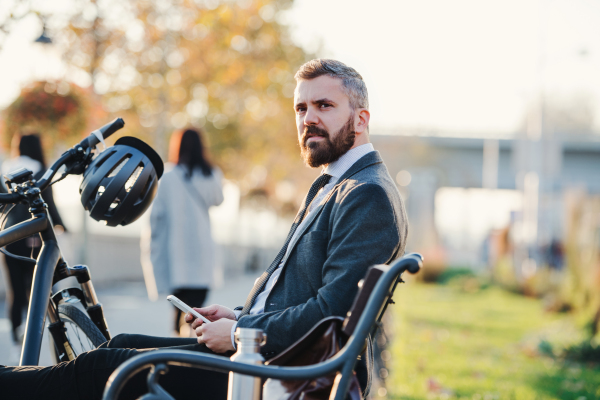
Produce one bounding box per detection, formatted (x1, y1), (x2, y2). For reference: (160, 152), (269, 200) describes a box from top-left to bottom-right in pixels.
(196, 305), (217, 316)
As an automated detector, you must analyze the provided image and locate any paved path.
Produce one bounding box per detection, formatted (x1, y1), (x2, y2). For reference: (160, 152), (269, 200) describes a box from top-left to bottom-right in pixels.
(0, 273), (259, 366)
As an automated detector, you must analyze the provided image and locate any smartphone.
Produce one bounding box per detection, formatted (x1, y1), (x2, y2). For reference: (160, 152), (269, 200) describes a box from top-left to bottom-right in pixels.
(167, 295), (211, 324)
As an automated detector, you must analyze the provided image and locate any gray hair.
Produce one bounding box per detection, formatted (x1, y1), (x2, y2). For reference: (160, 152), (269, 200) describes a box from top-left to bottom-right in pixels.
(294, 59), (369, 110)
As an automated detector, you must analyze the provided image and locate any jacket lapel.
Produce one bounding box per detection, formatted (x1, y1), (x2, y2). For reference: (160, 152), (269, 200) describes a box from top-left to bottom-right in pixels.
(337, 150), (383, 182)
(279, 151), (384, 266)
(281, 202), (325, 265)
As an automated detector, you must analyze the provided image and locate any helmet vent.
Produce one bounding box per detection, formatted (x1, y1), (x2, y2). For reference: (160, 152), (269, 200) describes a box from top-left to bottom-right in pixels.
(107, 156), (130, 178)
(95, 186), (106, 202)
(125, 165), (144, 193)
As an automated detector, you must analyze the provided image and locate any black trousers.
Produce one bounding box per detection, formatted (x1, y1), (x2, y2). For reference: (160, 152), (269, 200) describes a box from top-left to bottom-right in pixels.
(0, 334), (230, 400)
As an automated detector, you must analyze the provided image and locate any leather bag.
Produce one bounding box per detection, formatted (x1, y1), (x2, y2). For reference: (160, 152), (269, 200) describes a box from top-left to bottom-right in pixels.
(262, 265), (394, 400)
(262, 316), (362, 400)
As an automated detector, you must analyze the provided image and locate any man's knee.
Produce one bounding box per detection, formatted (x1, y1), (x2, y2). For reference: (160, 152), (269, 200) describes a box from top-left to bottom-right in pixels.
(101, 333), (135, 349)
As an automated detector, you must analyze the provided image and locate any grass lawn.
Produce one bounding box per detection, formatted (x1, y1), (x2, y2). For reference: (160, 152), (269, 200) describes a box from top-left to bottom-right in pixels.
(385, 281), (600, 400)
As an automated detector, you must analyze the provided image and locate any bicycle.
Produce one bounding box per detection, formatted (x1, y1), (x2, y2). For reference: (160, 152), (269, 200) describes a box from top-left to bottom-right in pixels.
(0, 118), (163, 366)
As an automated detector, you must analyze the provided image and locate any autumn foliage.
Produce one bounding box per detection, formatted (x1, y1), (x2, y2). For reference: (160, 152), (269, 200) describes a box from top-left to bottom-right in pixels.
(2, 0), (314, 210)
(2, 81), (88, 151)
(57, 0), (312, 201)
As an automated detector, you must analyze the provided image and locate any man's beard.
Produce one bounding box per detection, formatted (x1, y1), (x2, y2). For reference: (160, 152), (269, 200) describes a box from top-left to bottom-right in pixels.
(299, 114), (356, 168)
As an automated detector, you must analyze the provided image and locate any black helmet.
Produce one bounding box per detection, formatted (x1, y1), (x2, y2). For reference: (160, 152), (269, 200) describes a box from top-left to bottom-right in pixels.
(80, 137), (164, 227)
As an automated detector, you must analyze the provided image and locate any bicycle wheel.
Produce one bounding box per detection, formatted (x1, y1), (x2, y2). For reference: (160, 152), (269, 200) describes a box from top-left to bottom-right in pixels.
(49, 302), (107, 363)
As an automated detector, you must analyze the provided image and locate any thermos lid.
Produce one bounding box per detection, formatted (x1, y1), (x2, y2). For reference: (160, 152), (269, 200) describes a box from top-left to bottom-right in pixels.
(235, 328), (267, 345)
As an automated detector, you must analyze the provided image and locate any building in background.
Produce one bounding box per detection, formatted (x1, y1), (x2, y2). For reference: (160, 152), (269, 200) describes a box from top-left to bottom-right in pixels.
(371, 131), (600, 281)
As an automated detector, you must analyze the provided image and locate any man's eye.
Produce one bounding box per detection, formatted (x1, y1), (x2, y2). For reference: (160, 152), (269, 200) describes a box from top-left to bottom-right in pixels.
(320, 104), (331, 109)
(296, 107), (306, 113)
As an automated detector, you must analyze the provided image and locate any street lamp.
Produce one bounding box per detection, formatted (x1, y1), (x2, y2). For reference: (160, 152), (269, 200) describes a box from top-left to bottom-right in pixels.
(34, 24), (52, 45)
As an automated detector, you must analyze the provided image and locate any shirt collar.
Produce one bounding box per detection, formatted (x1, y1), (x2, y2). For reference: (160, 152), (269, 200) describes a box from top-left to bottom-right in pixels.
(323, 143), (375, 179)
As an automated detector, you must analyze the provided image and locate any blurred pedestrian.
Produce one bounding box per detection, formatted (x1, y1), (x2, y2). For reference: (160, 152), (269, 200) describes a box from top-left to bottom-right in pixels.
(141, 128), (224, 337)
(1, 133), (66, 361)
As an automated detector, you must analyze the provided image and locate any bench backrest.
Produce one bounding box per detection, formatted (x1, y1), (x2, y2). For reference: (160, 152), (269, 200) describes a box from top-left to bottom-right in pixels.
(342, 264), (400, 337)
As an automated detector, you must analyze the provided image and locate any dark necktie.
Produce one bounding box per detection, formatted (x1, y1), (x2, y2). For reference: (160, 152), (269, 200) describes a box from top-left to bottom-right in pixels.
(239, 173), (332, 317)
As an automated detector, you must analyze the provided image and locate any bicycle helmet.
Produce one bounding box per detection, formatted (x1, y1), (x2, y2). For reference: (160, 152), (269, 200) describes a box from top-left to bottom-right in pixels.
(80, 136), (164, 227)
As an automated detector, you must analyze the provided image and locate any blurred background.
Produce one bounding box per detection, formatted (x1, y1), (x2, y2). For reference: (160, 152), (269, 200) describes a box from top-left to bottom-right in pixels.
(0, 0), (599, 399)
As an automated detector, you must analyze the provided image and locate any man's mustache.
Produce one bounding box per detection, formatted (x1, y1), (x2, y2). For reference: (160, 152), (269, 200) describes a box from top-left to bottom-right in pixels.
(302, 126), (329, 146)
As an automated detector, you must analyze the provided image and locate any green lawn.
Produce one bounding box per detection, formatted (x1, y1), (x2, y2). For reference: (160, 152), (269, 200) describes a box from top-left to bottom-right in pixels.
(385, 281), (600, 400)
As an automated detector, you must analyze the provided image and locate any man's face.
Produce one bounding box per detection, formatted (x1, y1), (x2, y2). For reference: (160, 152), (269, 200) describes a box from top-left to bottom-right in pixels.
(294, 75), (357, 167)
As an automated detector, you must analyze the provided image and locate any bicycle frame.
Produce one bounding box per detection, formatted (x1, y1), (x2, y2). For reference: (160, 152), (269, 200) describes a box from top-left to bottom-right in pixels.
(0, 117), (124, 366)
(2, 196), (112, 366)
(0, 210), (61, 365)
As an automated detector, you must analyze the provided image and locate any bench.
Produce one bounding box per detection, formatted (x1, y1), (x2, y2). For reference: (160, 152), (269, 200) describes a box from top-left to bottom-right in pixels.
(102, 253), (423, 400)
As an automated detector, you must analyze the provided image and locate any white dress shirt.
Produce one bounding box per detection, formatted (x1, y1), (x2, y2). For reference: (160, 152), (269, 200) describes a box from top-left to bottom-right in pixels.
(230, 143), (375, 346)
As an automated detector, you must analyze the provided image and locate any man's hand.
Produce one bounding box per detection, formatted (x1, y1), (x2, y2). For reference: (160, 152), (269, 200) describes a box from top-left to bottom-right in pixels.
(184, 304), (237, 353)
(184, 304), (236, 325)
(195, 318), (236, 353)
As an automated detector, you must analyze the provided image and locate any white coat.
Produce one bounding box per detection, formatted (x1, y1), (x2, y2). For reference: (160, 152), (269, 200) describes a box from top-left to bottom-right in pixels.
(141, 164), (224, 297)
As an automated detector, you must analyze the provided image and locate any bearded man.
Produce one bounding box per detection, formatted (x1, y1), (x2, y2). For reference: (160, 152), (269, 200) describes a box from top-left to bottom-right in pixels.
(0, 59), (407, 400)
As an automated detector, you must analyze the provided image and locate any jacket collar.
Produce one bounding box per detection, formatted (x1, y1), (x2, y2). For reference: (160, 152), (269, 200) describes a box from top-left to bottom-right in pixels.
(337, 150), (383, 182)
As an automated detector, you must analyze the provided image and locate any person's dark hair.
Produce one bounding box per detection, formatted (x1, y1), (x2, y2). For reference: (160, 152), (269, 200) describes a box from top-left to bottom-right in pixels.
(172, 129), (213, 178)
(19, 134), (46, 169)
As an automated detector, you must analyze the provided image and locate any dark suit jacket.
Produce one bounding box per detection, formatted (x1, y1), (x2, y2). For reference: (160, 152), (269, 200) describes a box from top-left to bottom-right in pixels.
(237, 151), (408, 357)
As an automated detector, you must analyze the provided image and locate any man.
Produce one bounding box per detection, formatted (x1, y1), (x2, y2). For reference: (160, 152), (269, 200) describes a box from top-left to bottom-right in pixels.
(0, 59), (407, 400)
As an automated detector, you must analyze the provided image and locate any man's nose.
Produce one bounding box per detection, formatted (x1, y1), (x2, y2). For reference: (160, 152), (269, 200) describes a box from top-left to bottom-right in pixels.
(304, 107), (319, 125)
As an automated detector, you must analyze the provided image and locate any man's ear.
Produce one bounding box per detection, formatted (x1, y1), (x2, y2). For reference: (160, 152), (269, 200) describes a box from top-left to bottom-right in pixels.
(355, 108), (370, 134)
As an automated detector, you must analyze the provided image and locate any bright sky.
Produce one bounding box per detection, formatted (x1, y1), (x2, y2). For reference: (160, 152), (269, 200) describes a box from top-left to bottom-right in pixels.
(288, 0), (600, 133)
(1, 0), (600, 134)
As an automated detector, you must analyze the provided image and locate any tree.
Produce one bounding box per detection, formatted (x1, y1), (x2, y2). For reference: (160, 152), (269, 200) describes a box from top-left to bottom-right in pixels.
(52, 0), (311, 208)
(0, 0), (34, 53)
(2, 81), (89, 152)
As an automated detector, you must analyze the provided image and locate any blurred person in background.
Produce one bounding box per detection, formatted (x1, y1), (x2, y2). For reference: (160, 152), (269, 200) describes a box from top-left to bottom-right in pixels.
(0, 134), (66, 362)
(141, 128), (224, 337)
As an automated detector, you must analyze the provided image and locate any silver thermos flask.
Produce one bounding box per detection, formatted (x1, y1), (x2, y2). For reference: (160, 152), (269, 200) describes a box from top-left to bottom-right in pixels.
(227, 328), (267, 400)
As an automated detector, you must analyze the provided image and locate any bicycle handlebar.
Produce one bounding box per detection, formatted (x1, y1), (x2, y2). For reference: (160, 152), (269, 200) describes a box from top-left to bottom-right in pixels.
(0, 118), (125, 204)
(79, 118), (125, 150)
(0, 192), (22, 203)
(34, 151), (76, 192)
